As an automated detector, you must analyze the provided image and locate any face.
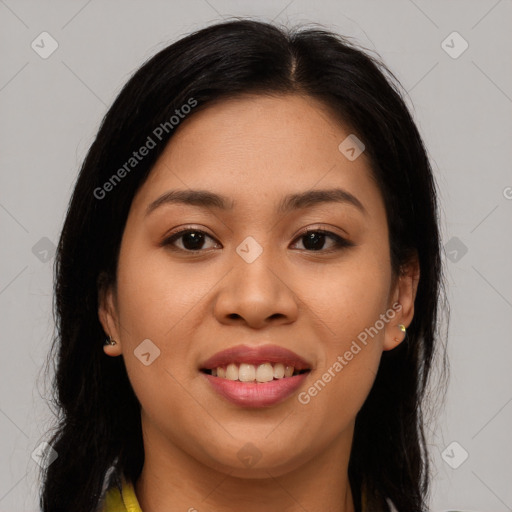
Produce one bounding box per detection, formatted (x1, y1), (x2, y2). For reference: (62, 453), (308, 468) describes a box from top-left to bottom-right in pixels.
(100, 93), (417, 478)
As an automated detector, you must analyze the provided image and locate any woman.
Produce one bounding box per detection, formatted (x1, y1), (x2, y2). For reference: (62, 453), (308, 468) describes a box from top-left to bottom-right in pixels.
(40, 19), (447, 512)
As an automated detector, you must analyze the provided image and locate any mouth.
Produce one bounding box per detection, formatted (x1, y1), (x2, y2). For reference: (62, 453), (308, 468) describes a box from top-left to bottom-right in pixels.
(199, 344), (312, 382)
(199, 344), (312, 407)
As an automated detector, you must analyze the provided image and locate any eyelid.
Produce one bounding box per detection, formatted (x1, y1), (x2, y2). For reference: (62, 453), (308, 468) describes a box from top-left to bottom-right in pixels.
(293, 225), (352, 242)
(162, 224), (214, 240)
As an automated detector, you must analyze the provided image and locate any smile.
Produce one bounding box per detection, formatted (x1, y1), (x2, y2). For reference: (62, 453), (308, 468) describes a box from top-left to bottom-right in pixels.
(199, 344), (312, 407)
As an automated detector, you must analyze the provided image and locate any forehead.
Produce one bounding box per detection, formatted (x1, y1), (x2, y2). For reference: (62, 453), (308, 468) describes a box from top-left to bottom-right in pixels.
(131, 93), (383, 219)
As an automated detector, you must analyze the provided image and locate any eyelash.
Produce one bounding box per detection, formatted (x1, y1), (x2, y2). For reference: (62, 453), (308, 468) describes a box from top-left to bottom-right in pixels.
(161, 227), (354, 254)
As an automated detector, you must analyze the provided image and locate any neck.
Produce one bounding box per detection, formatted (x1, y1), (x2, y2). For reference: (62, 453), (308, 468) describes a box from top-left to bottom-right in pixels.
(134, 417), (356, 512)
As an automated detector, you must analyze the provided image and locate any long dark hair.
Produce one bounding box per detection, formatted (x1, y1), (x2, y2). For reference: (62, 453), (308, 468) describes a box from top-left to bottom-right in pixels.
(39, 18), (448, 512)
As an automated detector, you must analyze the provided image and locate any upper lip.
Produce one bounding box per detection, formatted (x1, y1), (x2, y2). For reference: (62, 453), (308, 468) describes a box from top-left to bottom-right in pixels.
(200, 344), (311, 371)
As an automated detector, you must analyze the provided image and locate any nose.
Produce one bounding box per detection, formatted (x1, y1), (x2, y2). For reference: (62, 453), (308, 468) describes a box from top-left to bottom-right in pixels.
(212, 242), (299, 329)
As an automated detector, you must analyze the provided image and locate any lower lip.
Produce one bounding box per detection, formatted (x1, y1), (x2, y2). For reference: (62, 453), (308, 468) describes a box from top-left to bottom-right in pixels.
(202, 372), (309, 408)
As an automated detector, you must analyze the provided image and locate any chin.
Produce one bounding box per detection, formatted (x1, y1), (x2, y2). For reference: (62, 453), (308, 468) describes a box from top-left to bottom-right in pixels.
(197, 436), (314, 479)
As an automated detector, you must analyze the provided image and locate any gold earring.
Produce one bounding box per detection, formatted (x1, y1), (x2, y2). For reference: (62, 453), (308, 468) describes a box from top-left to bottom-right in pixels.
(394, 324), (406, 343)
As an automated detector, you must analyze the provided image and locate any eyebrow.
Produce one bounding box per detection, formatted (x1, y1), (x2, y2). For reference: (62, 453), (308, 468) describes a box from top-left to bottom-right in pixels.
(145, 187), (366, 216)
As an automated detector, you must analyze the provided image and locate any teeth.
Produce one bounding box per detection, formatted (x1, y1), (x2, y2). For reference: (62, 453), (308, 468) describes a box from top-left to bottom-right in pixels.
(210, 362), (302, 382)
(225, 363), (238, 381)
(256, 363), (274, 382)
(273, 363), (285, 379)
(239, 363), (256, 382)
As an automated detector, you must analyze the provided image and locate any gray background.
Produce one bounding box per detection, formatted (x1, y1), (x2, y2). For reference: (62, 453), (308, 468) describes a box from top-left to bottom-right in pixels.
(1, 0), (511, 510)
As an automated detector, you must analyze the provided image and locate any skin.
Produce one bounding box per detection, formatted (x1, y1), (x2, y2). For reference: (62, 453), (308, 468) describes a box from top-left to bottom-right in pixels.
(99, 93), (419, 512)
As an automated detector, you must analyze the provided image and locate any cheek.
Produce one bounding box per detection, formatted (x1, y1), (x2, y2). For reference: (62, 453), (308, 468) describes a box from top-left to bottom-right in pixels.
(115, 242), (208, 341)
(113, 240), (212, 410)
(301, 248), (391, 345)
(293, 250), (391, 422)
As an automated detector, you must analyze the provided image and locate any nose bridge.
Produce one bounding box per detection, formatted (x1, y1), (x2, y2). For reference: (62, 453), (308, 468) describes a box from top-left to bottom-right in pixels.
(213, 232), (298, 326)
(232, 233), (283, 295)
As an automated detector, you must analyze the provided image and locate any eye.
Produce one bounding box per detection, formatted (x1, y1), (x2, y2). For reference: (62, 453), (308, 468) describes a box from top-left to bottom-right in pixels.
(161, 227), (353, 253)
(290, 228), (354, 252)
(161, 228), (220, 252)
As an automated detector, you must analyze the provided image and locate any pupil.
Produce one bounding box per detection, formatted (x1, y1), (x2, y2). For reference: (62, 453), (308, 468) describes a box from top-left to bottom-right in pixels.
(303, 232), (325, 251)
(183, 232), (204, 250)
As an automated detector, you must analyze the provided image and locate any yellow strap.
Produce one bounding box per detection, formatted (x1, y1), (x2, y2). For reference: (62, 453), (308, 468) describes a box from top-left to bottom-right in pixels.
(102, 476), (142, 512)
(121, 478), (143, 512)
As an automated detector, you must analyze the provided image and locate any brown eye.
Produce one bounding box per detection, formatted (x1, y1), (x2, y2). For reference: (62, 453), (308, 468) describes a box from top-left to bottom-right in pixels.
(291, 229), (354, 252)
(162, 229), (220, 252)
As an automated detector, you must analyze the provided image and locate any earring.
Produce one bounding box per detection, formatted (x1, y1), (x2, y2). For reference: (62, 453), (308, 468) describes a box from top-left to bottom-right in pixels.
(393, 324), (406, 343)
(104, 336), (117, 346)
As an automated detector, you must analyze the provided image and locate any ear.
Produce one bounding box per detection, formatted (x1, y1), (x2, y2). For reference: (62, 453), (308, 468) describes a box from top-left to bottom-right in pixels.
(383, 253), (420, 351)
(98, 272), (122, 357)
